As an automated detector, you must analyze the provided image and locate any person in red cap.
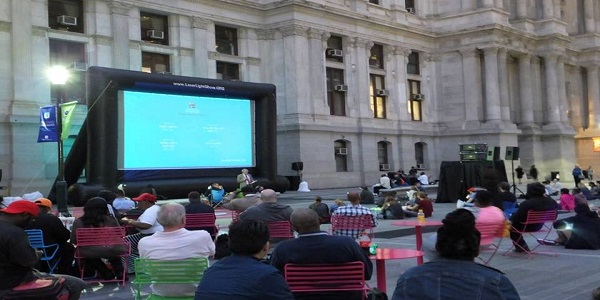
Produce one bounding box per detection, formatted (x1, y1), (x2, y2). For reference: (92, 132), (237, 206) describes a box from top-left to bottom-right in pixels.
(121, 192), (164, 273)
(0, 200), (86, 299)
(26, 198), (75, 275)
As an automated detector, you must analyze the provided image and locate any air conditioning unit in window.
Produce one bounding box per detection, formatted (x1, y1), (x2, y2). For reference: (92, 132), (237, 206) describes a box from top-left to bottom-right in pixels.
(335, 148), (348, 155)
(158, 71), (172, 75)
(376, 89), (389, 96)
(413, 94), (425, 101)
(327, 49), (344, 57)
(406, 7), (416, 14)
(57, 15), (77, 26)
(147, 30), (165, 40)
(334, 85), (348, 92)
(379, 163), (390, 171)
(70, 62), (88, 72)
(416, 164), (425, 169)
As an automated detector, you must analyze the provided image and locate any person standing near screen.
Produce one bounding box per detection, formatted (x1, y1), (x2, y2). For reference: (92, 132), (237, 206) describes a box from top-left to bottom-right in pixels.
(237, 169), (254, 189)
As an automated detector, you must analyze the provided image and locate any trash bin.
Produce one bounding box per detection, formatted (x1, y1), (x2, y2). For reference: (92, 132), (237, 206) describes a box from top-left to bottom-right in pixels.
(550, 172), (560, 181)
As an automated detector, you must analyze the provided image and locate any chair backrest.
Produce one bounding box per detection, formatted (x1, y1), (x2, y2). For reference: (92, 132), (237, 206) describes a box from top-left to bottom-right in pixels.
(211, 189), (225, 202)
(231, 210), (241, 223)
(476, 221), (505, 246)
(134, 257), (209, 284)
(25, 229), (47, 248)
(284, 262), (366, 293)
(330, 214), (374, 231)
(267, 221), (294, 239)
(75, 227), (127, 247)
(523, 209), (558, 226)
(185, 213), (217, 228)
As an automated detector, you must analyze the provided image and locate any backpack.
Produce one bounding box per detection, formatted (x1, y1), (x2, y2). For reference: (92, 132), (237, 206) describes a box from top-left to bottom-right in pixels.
(4, 277), (69, 300)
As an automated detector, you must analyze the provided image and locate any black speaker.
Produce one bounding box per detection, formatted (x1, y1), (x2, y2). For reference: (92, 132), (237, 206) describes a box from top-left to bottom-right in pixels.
(460, 153), (486, 161)
(291, 162), (304, 171)
(486, 146), (500, 161)
(460, 143), (487, 152)
(505, 146), (520, 160)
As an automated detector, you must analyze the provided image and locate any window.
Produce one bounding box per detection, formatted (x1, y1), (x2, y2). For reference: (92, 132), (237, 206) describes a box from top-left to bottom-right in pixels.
(334, 140), (348, 172)
(370, 44), (384, 69)
(369, 0), (380, 4)
(377, 141), (389, 170)
(140, 12), (169, 45)
(405, 0), (415, 12)
(142, 52), (170, 73)
(215, 25), (238, 56)
(408, 80), (422, 121)
(48, 0), (84, 33)
(49, 39), (86, 104)
(326, 36), (344, 63)
(326, 68), (346, 116)
(415, 142), (426, 166)
(216, 61), (240, 80)
(407, 51), (420, 75)
(369, 75), (386, 118)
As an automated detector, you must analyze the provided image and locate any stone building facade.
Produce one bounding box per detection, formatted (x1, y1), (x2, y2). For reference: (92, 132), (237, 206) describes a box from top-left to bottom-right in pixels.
(0, 0), (597, 193)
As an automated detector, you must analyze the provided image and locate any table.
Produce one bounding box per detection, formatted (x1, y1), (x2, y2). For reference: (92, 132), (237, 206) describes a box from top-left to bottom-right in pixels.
(369, 248), (423, 292)
(391, 220), (443, 265)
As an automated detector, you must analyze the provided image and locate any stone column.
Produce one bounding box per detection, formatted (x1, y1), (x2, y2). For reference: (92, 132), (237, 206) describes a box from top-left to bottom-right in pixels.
(461, 0), (474, 11)
(307, 28), (328, 115)
(588, 65), (600, 128)
(531, 56), (542, 125)
(585, 0), (595, 32)
(498, 49), (511, 122)
(352, 38), (374, 118)
(483, 47), (502, 122)
(553, 0), (561, 19)
(494, 0), (503, 9)
(109, 1), (132, 69)
(394, 46), (411, 122)
(543, 0), (554, 19)
(192, 17), (212, 78)
(556, 56), (569, 124)
(279, 25), (311, 115)
(460, 49), (482, 123)
(544, 54), (561, 124)
(481, 0), (494, 8)
(518, 53), (535, 126)
(516, 0), (527, 18)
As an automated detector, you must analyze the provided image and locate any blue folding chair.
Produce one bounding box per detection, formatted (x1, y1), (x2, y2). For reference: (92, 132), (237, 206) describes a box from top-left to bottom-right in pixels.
(210, 188), (225, 208)
(25, 229), (61, 274)
(503, 201), (518, 219)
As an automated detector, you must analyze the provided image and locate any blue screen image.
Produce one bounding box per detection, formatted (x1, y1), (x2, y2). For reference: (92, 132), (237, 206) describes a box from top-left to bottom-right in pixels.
(118, 91), (254, 170)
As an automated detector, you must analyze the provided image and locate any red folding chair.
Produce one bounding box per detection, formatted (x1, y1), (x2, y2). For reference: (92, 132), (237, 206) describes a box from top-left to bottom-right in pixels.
(74, 227), (131, 285)
(330, 214), (375, 239)
(475, 221), (506, 266)
(267, 221), (294, 240)
(284, 262), (368, 298)
(231, 210), (241, 223)
(185, 213), (219, 239)
(503, 209), (558, 258)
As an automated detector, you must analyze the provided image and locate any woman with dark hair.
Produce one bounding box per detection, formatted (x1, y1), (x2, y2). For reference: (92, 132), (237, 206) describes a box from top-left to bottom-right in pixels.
(71, 197), (127, 280)
(392, 209), (520, 300)
(551, 204), (600, 249)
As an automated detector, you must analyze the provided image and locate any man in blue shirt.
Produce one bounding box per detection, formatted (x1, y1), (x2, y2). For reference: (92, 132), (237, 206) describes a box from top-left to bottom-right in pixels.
(194, 219), (293, 300)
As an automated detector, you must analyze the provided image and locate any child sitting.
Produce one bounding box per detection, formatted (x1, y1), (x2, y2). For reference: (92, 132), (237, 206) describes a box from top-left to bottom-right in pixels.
(559, 188), (575, 212)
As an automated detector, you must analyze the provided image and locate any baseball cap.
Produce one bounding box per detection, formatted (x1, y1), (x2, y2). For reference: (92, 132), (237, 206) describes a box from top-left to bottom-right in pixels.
(0, 200), (39, 217)
(34, 198), (53, 209)
(132, 193), (157, 202)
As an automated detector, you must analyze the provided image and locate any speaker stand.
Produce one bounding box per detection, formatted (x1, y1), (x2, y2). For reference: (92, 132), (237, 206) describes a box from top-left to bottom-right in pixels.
(510, 159), (524, 195)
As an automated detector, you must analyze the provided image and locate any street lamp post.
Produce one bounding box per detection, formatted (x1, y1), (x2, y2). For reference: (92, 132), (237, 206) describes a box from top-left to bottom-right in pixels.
(47, 66), (70, 217)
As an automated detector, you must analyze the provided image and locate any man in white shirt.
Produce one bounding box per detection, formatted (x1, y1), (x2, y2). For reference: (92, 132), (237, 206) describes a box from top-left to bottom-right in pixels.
(418, 172), (429, 185)
(139, 203), (215, 297)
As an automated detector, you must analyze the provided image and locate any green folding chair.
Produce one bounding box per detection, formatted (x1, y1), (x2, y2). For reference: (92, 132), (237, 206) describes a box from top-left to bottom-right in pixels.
(132, 257), (209, 300)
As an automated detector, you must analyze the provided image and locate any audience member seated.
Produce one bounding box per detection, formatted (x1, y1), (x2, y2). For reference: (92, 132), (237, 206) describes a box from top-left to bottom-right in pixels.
(184, 191), (217, 236)
(239, 189), (293, 222)
(139, 203), (215, 297)
(578, 183), (600, 200)
(140, 184), (166, 200)
(329, 199), (345, 213)
(550, 179), (563, 193)
(222, 185), (261, 212)
(590, 182), (599, 195)
(559, 188), (575, 212)
(331, 192), (376, 239)
(392, 209), (520, 300)
(359, 186), (375, 204)
(194, 219), (293, 299)
(71, 197), (127, 280)
(379, 196), (405, 220)
(417, 172), (429, 185)
(112, 189), (135, 212)
(572, 187), (589, 206)
(308, 196), (330, 224)
(121, 193), (164, 273)
(543, 181), (559, 196)
(0, 200), (86, 300)
(494, 182), (517, 216)
(373, 173), (392, 195)
(551, 203), (600, 249)
(509, 183), (558, 253)
(97, 189), (121, 219)
(404, 192), (433, 218)
(26, 198), (75, 275)
(271, 208), (372, 300)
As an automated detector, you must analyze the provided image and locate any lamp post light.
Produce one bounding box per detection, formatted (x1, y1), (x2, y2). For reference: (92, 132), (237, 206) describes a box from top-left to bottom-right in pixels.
(47, 66), (70, 217)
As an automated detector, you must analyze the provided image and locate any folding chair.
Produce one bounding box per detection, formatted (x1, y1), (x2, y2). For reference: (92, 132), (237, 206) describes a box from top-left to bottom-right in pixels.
(209, 189), (225, 208)
(475, 221), (505, 266)
(185, 213), (218, 239)
(133, 257), (209, 300)
(231, 210), (241, 223)
(503, 209), (558, 258)
(330, 214), (375, 239)
(25, 229), (61, 274)
(267, 221), (294, 240)
(502, 201), (518, 219)
(74, 227), (131, 285)
(284, 261), (368, 298)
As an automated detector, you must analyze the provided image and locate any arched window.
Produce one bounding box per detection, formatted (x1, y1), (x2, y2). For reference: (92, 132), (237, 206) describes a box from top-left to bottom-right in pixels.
(334, 140), (348, 172)
(415, 142), (427, 168)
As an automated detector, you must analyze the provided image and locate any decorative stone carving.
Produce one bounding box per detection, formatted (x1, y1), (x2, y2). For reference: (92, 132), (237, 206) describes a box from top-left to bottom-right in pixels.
(307, 28), (324, 39)
(393, 46), (411, 56)
(459, 48), (478, 58)
(191, 17), (211, 30)
(256, 29), (276, 40)
(278, 24), (309, 38)
(353, 37), (373, 49)
(108, 0), (133, 16)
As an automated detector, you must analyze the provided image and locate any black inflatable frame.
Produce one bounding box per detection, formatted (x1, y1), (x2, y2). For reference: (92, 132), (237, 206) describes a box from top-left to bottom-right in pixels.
(80, 67), (279, 199)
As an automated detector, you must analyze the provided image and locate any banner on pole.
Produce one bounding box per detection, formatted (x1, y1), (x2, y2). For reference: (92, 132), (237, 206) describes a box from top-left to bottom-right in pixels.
(37, 105), (58, 143)
(60, 101), (78, 140)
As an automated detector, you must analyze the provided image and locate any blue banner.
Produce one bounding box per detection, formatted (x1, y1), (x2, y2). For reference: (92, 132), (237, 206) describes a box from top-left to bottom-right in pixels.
(37, 105), (58, 143)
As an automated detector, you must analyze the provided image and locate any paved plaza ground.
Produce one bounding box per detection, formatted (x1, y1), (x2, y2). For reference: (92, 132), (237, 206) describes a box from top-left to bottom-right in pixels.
(79, 183), (600, 299)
